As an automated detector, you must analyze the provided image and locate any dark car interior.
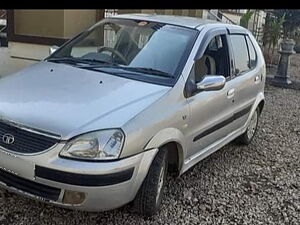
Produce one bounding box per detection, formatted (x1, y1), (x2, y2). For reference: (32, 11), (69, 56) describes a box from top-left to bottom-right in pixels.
(195, 35), (231, 83)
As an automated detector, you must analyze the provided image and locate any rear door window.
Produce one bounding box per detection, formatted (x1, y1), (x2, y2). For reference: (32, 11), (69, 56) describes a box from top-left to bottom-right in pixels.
(245, 36), (257, 69)
(230, 34), (250, 75)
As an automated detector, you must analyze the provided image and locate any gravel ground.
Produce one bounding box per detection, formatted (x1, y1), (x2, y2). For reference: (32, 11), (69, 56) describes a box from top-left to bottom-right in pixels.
(0, 59), (300, 224)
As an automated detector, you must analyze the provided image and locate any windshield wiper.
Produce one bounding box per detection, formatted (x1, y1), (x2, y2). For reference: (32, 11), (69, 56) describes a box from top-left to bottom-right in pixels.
(47, 57), (83, 64)
(121, 67), (175, 78)
(76, 60), (121, 68)
(81, 65), (175, 78)
(48, 58), (174, 79)
(47, 57), (113, 66)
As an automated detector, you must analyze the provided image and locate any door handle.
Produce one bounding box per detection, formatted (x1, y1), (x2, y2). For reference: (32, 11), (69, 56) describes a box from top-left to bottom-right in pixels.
(254, 75), (260, 83)
(227, 88), (235, 98)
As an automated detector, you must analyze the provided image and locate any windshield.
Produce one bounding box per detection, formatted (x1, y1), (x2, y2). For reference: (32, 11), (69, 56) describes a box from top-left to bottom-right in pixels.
(48, 18), (198, 86)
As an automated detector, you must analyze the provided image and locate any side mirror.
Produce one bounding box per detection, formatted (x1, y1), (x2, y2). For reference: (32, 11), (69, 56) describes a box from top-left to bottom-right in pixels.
(196, 75), (226, 91)
(49, 45), (59, 55)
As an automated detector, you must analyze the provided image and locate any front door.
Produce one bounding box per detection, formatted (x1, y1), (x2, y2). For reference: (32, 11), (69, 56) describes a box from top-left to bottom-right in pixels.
(185, 33), (237, 159)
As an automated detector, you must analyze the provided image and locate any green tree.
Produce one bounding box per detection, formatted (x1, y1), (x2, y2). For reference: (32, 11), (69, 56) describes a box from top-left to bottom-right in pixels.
(272, 9), (300, 39)
(240, 10), (254, 28)
(262, 11), (285, 64)
(270, 14), (285, 54)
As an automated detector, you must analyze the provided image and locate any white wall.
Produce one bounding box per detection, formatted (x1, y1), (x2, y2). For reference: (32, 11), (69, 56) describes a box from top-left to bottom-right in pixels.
(222, 12), (241, 24)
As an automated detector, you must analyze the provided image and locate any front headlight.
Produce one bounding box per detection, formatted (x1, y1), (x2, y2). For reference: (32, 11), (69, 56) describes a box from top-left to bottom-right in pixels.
(60, 129), (125, 160)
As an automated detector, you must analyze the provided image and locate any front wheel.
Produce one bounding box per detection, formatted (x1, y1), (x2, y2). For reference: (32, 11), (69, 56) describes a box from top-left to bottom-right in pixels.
(133, 148), (168, 216)
(235, 107), (260, 145)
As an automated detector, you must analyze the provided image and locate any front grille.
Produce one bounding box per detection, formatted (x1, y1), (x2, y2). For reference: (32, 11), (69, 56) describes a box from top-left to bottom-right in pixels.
(0, 169), (61, 201)
(0, 121), (59, 154)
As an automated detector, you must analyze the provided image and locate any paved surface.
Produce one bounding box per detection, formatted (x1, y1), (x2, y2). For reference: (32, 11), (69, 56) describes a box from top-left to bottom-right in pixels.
(0, 56), (299, 225)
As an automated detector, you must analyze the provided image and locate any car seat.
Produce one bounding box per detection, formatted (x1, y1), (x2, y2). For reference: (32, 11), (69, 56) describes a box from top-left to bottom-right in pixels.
(195, 55), (216, 82)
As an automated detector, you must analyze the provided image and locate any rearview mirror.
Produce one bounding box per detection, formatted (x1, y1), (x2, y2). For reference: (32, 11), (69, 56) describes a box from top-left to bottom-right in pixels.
(49, 45), (59, 55)
(196, 75), (226, 91)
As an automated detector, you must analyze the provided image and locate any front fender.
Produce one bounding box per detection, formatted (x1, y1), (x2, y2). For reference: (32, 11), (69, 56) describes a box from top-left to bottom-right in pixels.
(144, 127), (186, 171)
(144, 127), (186, 151)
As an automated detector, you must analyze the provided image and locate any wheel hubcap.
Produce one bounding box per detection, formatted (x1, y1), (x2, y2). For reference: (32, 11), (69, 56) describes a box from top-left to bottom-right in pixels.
(247, 110), (258, 139)
(156, 162), (165, 204)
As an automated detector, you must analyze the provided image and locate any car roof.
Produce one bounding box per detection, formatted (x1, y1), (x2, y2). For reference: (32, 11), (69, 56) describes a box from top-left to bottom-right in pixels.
(110, 13), (223, 29)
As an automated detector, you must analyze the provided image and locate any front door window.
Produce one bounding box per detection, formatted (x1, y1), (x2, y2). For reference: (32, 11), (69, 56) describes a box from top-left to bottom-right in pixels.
(193, 34), (231, 83)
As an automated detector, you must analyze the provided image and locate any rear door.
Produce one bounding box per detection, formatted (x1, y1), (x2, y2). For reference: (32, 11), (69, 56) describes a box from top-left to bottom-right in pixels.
(227, 31), (262, 131)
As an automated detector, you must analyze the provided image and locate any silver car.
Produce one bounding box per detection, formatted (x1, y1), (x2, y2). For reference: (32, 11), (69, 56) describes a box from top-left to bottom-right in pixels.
(0, 14), (265, 216)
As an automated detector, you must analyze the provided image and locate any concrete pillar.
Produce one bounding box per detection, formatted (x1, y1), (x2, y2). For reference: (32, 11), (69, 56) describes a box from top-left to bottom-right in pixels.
(272, 39), (295, 86)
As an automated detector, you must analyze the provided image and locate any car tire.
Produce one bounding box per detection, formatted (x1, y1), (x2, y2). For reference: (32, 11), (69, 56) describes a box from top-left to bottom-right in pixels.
(133, 147), (168, 216)
(235, 107), (260, 145)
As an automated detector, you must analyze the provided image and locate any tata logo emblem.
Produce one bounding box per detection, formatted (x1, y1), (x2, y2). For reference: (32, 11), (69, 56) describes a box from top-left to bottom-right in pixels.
(2, 134), (15, 145)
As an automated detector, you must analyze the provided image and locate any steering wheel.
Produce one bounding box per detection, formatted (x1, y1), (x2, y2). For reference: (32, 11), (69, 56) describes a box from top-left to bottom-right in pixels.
(97, 46), (127, 65)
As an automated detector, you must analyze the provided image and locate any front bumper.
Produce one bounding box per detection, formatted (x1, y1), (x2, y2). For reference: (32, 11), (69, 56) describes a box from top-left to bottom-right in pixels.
(0, 145), (158, 211)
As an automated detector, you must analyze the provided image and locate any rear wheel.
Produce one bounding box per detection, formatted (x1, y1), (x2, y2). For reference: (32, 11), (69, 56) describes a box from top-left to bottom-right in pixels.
(236, 107), (259, 145)
(133, 148), (168, 216)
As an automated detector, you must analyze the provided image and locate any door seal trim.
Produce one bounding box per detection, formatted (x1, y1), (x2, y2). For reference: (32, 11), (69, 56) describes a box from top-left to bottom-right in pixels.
(193, 104), (252, 142)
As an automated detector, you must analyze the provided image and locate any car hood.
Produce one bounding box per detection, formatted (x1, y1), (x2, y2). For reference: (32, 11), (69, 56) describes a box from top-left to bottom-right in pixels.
(0, 62), (170, 139)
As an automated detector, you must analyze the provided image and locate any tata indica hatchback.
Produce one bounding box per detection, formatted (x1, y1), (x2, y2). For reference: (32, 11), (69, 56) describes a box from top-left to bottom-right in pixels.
(0, 14), (265, 216)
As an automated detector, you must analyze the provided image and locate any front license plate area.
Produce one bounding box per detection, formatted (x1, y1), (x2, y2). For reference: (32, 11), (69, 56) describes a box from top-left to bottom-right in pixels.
(0, 148), (35, 180)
